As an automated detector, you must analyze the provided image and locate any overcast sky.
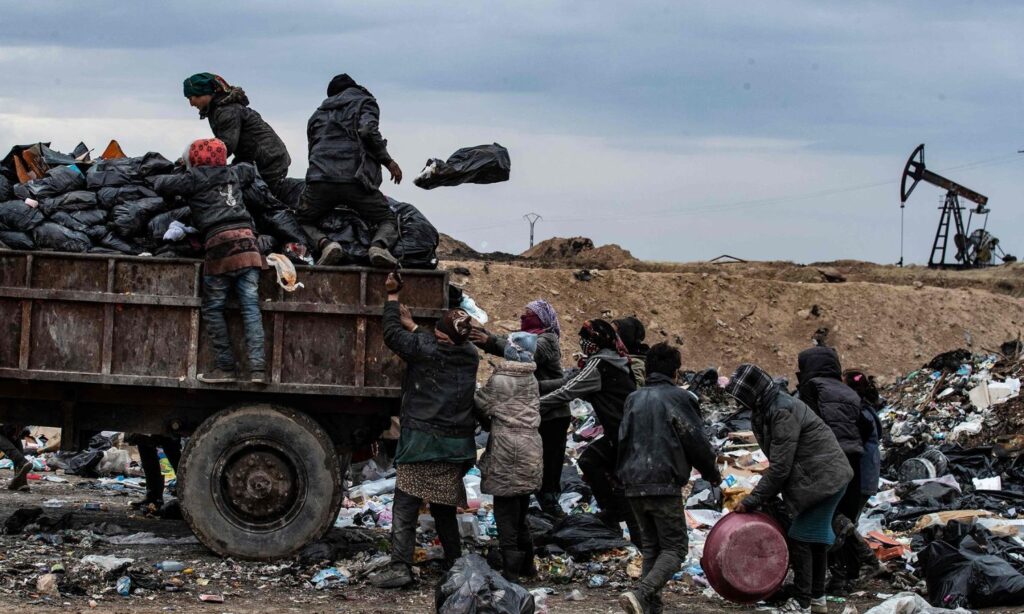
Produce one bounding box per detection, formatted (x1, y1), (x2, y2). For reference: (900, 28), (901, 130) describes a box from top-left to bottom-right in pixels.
(1, 1), (1022, 264)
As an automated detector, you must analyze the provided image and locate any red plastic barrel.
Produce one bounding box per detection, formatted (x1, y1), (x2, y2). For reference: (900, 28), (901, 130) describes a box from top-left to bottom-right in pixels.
(701, 511), (789, 603)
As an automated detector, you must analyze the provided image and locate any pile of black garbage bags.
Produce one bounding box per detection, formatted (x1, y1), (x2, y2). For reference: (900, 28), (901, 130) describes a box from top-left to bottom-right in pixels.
(0, 143), (439, 269)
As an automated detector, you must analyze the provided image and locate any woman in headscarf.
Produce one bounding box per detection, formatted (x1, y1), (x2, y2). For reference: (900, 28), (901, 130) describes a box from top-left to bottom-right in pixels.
(471, 299), (569, 517)
(370, 273), (480, 589)
(613, 316), (650, 387)
(182, 73), (292, 198)
(725, 364), (853, 614)
(538, 319), (642, 547)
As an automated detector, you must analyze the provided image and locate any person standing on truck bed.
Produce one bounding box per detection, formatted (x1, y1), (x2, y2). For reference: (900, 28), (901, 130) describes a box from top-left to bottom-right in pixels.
(0, 425), (31, 492)
(150, 138), (267, 385)
(369, 273), (479, 589)
(183, 73), (292, 199)
(297, 73), (404, 268)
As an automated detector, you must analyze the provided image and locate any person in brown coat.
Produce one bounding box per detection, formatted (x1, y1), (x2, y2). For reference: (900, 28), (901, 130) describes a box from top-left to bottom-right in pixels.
(474, 333), (543, 581)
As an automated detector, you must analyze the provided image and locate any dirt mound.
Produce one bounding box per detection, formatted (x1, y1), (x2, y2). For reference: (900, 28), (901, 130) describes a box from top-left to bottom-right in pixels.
(520, 236), (638, 269)
(444, 260), (1024, 380)
(437, 233), (518, 262)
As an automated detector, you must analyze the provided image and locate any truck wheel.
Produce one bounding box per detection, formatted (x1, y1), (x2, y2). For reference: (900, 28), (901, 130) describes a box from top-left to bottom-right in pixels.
(178, 404), (342, 560)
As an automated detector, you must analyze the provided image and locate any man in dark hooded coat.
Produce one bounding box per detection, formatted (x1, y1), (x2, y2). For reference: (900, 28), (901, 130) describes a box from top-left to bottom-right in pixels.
(298, 73), (404, 268)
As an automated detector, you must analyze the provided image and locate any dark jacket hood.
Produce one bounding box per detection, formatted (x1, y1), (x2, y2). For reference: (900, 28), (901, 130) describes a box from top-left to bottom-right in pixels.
(319, 86), (374, 111)
(592, 348), (631, 373)
(201, 87), (249, 119)
(798, 346), (842, 382)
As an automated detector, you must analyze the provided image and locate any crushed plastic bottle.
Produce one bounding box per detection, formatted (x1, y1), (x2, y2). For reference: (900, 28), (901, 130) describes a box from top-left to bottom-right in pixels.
(311, 567), (348, 589)
(116, 576), (132, 596)
(154, 561), (185, 573)
(587, 574), (608, 587)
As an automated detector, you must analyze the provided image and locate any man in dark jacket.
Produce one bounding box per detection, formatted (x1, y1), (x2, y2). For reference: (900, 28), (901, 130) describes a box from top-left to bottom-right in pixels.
(617, 343), (721, 614)
(795, 346), (867, 593)
(298, 74), (403, 268)
(540, 319), (639, 544)
(1, 425), (31, 492)
(183, 73), (292, 198)
(370, 273), (480, 589)
(151, 138), (267, 384)
(471, 299), (568, 517)
(728, 364), (853, 614)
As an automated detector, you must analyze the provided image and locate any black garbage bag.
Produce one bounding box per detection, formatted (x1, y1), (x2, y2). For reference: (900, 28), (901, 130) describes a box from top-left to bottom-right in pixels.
(96, 231), (141, 255)
(275, 177), (305, 208)
(434, 554), (535, 614)
(112, 197), (169, 238)
(390, 198), (439, 269)
(543, 513), (629, 559)
(689, 478), (724, 511)
(3, 507), (43, 535)
(136, 152), (175, 176)
(918, 539), (1024, 608)
(255, 206), (310, 246)
(414, 143), (510, 190)
(0, 230), (34, 250)
(323, 208), (372, 263)
(39, 190), (99, 216)
(66, 209), (108, 228)
(146, 206), (191, 242)
(32, 222), (92, 253)
(97, 185), (159, 209)
(927, 349), (972, 372)
(48, 211), (91, 233)
(296, 528), (380, 565)
(560, 464), (592, 500)
(0, 200), (45, 231)
(0, 174), (12, 201)
(12, 166), (86, 200)
(86, 158), (139, 189)
(902, 481), (960, 509)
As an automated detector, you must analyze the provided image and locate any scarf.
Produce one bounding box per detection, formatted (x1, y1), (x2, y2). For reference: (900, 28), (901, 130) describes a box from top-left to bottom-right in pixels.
(187, 138), (227, 168)
(577, 319), (629, 367)
(613, 316), (649, 355)
(520, 311), (545, 335)
(183, 72), (230, 98)
(725, 364), (776, 412)
(526, 300), (561, 337)
(436, 309), (472, 346)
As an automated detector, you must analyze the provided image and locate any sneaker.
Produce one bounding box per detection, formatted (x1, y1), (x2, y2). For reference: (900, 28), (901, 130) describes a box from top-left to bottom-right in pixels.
(810, 596), (828, 613)
(197, 368), (237, 384)
(619, 590), (650, 614)
(250, 370), (266, 385)
(368, 562), (413, 589)
(7, 462), (31, 492)
(316, 241), (344, 266)
(760, 598), (810, 614)
(368, 246), (399, 268)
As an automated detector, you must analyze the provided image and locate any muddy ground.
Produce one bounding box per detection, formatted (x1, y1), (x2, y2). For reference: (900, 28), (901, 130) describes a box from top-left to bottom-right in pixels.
(0, 475), (907, 614)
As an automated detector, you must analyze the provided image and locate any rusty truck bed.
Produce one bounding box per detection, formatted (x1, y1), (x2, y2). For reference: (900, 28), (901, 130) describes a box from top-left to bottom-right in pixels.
(0, 249), (447, 435)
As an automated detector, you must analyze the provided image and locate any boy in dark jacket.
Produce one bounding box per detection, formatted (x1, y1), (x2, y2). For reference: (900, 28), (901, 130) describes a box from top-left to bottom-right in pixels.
(540, 319), (639, 544)
(183, 73), (292, 197)
(151, 138), (267, 384)
(617, 343), (721, 614)
(298, 73), (403, 268)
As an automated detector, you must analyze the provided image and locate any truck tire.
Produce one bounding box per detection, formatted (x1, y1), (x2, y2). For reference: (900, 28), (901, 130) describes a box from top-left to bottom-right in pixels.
(178, 404), (342, 560)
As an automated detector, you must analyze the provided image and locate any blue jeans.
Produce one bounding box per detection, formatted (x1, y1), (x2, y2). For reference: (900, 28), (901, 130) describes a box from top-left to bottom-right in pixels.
(202, 267), (265, 372)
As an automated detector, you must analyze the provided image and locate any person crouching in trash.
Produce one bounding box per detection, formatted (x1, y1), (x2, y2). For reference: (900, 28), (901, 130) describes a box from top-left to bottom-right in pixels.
(725, 364), (853, 614)
(370, 273), (480, 589)
(474, 332), (543, 583)
(150, 138), (267, 384)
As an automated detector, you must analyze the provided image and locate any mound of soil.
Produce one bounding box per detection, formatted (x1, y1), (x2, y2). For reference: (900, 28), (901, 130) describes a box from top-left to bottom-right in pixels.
(521, 236), (638, 269)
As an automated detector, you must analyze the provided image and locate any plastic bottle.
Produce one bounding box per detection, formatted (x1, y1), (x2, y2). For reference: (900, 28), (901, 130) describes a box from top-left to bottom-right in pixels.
(155, 561), (185, 572)
(116, 576), (131, 596)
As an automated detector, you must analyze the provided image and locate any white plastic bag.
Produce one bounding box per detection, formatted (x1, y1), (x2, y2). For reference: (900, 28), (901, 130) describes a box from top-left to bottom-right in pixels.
(266, 253), (304, 292)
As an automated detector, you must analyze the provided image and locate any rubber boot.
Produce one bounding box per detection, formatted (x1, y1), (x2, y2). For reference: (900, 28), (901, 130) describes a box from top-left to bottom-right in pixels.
(537, 492), (565, 518)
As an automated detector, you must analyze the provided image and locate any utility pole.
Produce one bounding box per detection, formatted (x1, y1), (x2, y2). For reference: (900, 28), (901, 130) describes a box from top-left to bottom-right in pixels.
(523, 213), (542, 248)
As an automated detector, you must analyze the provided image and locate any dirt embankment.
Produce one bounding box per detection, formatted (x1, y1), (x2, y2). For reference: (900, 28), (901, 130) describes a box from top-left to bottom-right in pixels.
(443, 260), (1024, 380)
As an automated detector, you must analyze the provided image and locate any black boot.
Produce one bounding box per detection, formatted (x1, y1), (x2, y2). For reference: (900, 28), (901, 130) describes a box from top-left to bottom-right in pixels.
(537, 492), (565, 518)
(518, 541), (537, 578)
(501, 550), (525, 583)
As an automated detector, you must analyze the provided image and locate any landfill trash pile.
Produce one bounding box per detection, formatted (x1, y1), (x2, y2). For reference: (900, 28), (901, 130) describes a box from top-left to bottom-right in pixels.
(0, 141), (440, 269)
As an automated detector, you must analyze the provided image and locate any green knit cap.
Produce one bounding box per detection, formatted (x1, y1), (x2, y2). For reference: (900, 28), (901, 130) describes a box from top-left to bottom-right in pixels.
(183, 72), (222, 97)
